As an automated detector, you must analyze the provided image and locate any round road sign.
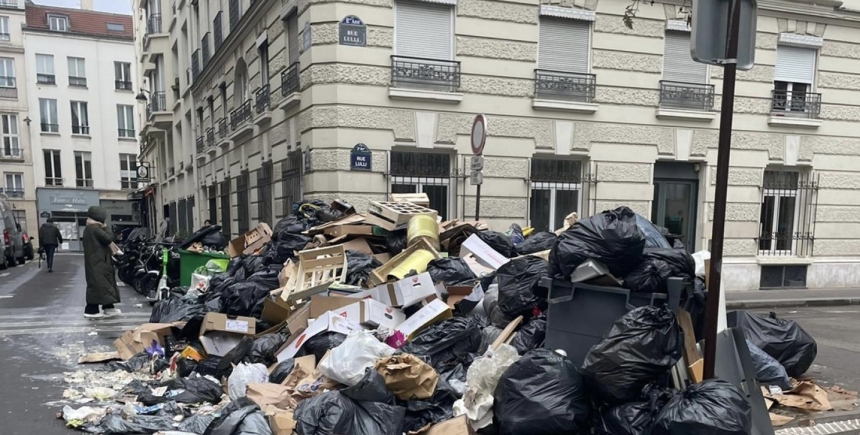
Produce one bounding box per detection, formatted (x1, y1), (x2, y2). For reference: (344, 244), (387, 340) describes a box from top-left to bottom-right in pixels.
(471, 114), (487, 155)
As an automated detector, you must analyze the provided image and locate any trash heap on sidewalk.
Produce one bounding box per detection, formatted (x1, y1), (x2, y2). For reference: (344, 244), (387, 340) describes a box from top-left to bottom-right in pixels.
(63, 197), (834, 434)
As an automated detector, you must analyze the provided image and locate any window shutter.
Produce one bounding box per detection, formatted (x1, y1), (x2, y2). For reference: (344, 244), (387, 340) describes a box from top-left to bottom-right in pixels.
(774, 45), (815, 84)
(663, 31), (707, 83)
(287, 14), (299, 65)
(395, 1), (452, 60)
(538, 17), (590, 73)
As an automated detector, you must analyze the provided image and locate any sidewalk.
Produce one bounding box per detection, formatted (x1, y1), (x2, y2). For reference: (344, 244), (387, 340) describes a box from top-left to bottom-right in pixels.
(726, 288), (860, 309)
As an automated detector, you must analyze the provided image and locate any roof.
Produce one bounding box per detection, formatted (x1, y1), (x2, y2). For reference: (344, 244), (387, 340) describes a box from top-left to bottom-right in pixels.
(24, 3), (133, 40)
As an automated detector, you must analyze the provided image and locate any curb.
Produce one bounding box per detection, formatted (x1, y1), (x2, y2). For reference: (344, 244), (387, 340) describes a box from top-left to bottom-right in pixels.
(726, 298), (860, 310)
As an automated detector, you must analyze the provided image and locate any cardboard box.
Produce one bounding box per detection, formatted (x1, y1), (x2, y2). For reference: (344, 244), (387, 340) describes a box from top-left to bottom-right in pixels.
(114, 323), (184, 360)
(264, 406), (296, 435)
(227, 223), (274, 257)
(367, 238), (439, 287)
(395, 299), (452, 341)
(261, 293), (294, 325)
(341, 237), (374, 255)
(276, 311), (363, 361)
(284, 296), (359, 336)
(460, 234), (510, 270)
(278, 260), (297, 288)
(445, 284), (483, 314)
(199, 313), (257, 357)
(359, 298), (406, 330)
(372, 272), (438, 308)
(422, 416), (469, 435)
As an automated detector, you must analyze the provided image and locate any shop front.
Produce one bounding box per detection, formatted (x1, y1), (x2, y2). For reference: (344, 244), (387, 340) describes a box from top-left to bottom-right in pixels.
(36, 188), (100, 252)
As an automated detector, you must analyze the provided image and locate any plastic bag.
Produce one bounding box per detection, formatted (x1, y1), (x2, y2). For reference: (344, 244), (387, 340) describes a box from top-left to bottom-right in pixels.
(515, 232), (557, 255)
(581, 306), (683, 405)
(506, 224), (525, 245)
(728, 311), (817, 378)
(294, 377), (406, 435)
(692, 250), (711, 277)
(249, 334), (287, 367)
(149, 296), (205, 323)
(204, 398), (273, 435)
(273, 216), (308, 236)
(345, 250), (382, 287)
(315, 206), (343, 223)
(593, 385), (673, 435)
(318, 331), (395, 387)
(478, 231), (515, 258)
(478, 325), (504, 354)
(746, 339), (792, 390)
(84, 414), (175, 434)
(299, 331), (347, 362)
(635, 214), (672, 249)
(550, 206), (646, 280)
(496, 256), (548, 318)
(401, 377), (461, 433)
(625, 247), (695, 293)
(452, 344), (520, 430)
(510, 315), (546, 355)
(427, 257), (477, 286)
(401, 316), (487, 372)
(264, 233), (311, 265)
(493, 348), (590, 435)
(652, 380), (751, 435)
(482, 284), (499, 316)
(269, 359), (295, 385)
(228, 363), (270, 401)
(386, 230), (407, 256)
(138, 377), (224, 406)
(489, 305), (513, 329)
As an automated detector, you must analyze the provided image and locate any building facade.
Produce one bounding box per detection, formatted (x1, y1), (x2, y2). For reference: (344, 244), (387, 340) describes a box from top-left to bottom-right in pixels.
(136, 0), (860, 292)
(0, 0), (35, 235)
(24, 4), (141, 248)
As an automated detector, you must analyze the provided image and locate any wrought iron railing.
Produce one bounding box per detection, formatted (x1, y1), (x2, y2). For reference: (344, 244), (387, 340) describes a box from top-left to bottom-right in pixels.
(45, 177), (62, 186)
(196, 136), (204, 154)
(41, 123), (58, 133)
(191, 50), (200, 81)
(206, 127), (215, 147)
(69, 76), (87, 87)
(281, 62), (299, 96)
(214, 12), (223, 50)
(118, 128), (134, 138)
(36, 73), (55, 85)
(72, 124), (89, 135)
(115, 80), (132, 90)
(390, 56), (460, 91)
(659, 80), (715, 111)
(230, 100), (252, 130)
(151, 91), (166, 112)
(771, 89), (821, 119)
(755, 171), (819, 257)
(255, 84), (270, 113)
(76, 179), (93, 188)
(147, 13), (162, 35)
(201, 33), (211, 66)
(218, 117), (228, 138)
(534, 69), (596, 103)
(2, 188), (23, 198)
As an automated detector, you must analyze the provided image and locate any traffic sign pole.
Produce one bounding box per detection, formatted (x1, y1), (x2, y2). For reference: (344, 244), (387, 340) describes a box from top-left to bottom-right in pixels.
(471, 115), (487, 222)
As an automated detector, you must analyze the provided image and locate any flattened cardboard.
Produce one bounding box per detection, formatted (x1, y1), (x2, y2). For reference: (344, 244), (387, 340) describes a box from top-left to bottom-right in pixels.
(114, 323), (183, 360)
(199, 313), (256, 357)
(395, 299), (452, 341)
(341, 237), (374, 255)
(227, 223), (273, 257)
(422, 416), (469, 435)
(261, 295), (294, 325)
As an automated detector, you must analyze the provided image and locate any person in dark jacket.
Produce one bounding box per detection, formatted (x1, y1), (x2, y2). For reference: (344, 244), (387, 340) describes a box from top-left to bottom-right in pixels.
(38, 219), (63, 272)
(83, 206), (121, 319)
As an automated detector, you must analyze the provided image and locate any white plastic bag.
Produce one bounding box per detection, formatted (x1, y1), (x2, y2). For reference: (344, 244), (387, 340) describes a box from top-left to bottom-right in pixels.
(227, 363), (269, 401)
(453, 344), (520, 430)
(190, 273), (211, 292)
(692, 250), (711, 277)
(318, 330), (395, 387)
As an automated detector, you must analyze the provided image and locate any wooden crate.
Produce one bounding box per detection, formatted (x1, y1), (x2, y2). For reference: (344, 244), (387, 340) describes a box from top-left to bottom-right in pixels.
(367, 238), (440, 287)
(280, 245), (347, 302)
(390, 193), (430, 208)
(365, 201), (438, 231)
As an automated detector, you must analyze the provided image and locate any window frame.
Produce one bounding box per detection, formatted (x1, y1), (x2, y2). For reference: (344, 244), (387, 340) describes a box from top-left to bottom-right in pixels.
(114, 61), (132, 90)
(1, 113), (18, 158)
(4, 172), (22, 195)
(389, 151), (453, 220)
(119, 153), (136, 190)
(35, 54), (55, 84)
(106, 23), (125, 32)
(48, 14), (68, 32)
(528, 159), (585, 232)
(67, 56), (86, 87)
(0, 57), (14, 88)
(39, 98), (58, 133)
(0, 16), (10, 41)
(43, 149), (62, 186)
(117, 104), (135, 138)
(70, 100), (89, 135)
(74, 151), (93, 187)
(758, 170), (802, 256)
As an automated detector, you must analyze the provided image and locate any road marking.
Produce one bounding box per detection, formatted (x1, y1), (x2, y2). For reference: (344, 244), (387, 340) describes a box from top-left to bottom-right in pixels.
(776, 419), (860, 435)
(0, 273), (8, 277)
(0, 295), (12, 299)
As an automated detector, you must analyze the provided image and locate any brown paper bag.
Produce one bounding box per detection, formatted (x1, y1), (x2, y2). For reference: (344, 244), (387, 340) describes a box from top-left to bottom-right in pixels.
(263, 405), (297, 435)
(281, 355), (316, 390)
(246, 383), (295, 410)
(293, 369), (341, 400)
(375, 354), (438, 401)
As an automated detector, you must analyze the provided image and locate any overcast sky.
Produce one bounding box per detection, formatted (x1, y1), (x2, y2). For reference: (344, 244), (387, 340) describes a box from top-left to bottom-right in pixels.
(34, 0), (132, 15)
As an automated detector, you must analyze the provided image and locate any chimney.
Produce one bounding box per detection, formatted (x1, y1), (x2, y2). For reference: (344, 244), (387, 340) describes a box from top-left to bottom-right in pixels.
(80, 0), (93, 10)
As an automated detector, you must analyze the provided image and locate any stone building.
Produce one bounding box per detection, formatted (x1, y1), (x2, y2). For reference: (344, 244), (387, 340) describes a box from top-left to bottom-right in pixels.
(135, 0), (860, 291)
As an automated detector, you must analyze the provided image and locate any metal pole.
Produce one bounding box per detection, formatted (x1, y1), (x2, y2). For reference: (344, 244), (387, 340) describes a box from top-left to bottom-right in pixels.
(704, 0), (743, 380)
(475, 183), (481, 221)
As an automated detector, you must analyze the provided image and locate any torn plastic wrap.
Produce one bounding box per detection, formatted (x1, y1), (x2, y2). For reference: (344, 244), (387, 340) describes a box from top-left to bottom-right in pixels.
(496, 256), (548, 318)
(452, 344), (520, 431)
(729, 310), (817, 378)
(652, 379), (751, 435)
(427, 257), (477, 286)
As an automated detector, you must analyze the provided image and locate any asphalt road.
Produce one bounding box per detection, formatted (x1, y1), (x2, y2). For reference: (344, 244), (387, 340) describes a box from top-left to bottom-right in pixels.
(0, 255), (858, 434)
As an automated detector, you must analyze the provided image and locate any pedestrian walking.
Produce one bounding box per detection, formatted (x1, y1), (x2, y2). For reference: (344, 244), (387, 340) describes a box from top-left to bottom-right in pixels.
(37, 218), (63, 272)
(82, 206), (121, 320)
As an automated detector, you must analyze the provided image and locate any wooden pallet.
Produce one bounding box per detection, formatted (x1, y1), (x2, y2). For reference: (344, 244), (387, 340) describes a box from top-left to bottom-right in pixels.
(280, 245), (347, 302)
(365, 201), (438, 231)
(390, 193), (430, 208)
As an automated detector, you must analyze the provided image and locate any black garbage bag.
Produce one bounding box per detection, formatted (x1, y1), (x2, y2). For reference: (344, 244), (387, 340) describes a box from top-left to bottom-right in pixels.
(401, 377), (460, 433)
(401, 316), (487, 372)
(242, 255), (265, 278)
(345, 250), (382, 287)
(221, 272), (277, 318)
(592, 385), (673, 435)
(204, 398), (272, 435)
(150, 296), (205, 323)
(342, 368), (395, 404)
(218, 336), (256, 376)
(624, 254), (675, 293)
(478, 231), (515, 258)
(496, 256), (548, 318)
(298, 331), (347, 362)
(581, 306), (683, 405)
(489, 305), (513, 329)
(176, 357), (198, 378)
(510, 315), (547, 355)
(479, 325), (504, 354)
(269, 359), (296, 385)
(249, 334), (287, 366)
(516, 232), (557, 255)
(178, 414), (218, 434)
(273, 216), (308, 236)
(635, 215), (672, 249)
(294, 382), (406, 435)
(264, 233), (311, 265)
(746, 339), (792, 390)
(652, 379), (751, 435)
(84, 414), (175, 434)
(494, 348), (591, 435)
(107, 351), (151, 373)
(550, 206), (646, 280)
(226, 256), (245, 276)
(194, 356), (223, 378)
(315, 206), (344, 223)
(386, 230), (407, 256)
(139, 377), (224, 406)
(728, 311), (817, 378)
(427, 257), (476, 286)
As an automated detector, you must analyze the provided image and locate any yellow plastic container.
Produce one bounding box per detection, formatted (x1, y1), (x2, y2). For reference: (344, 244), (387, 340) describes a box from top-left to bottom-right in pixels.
(407, 215), (440, 249)
(387, 249), (436, 281)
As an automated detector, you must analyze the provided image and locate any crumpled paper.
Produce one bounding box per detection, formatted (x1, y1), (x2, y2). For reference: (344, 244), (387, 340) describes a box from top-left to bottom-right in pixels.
(375, 353), (438, 401)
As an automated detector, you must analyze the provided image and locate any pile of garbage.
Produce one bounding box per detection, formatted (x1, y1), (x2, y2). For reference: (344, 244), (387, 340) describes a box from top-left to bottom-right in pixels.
(61, 196), (823, 434)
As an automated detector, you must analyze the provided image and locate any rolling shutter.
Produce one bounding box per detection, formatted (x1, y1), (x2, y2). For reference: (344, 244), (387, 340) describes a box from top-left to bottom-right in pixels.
(538, 17), (590, 73)
(774, 45), (815, 84)
(395, 1), (452, 60)
(663, 31), (708, 83)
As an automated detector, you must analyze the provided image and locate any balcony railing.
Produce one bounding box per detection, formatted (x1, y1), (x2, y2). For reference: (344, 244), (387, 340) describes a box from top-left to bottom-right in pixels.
(534, 69), (596, 103)
(41, 123), (58, 133)
(202, 33), (211, 66)
(281, 62), (300, 96)
(659, 80), (715, 111)
(118, 128), (135, 138)
(45, 177), (62, 186)
(36, 73), (55, 85)
(191, 50), (200, 81)
(147, 13), (162, 35)
(69, 76), (87, 87)
(1, 148), (22, 159)
(151, 91), (166, 112)
(218, 117), (228, 138)
(230, 100), (252, 131)
(1, 188), (23, 198)
(255, 84), (270, 113)
(214, 12), (223, 50)
(0, 33), (10, 41)
(196, 136), (204, 154)
(390, 55), (460, 91)
(115, 80), (132, 90)
(72, 125), (90, 135)
(771, 89), (821, 119)
(229, 0), (240, 31)
(76, 179), (94, 188)
(206, 127), (215, 147)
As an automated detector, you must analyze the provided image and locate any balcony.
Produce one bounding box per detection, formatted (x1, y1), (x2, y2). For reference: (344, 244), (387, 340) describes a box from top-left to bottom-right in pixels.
(255, 84), (270, 114)
(196, 135), (204, 154)
(218, 117), (228, 139)
(191, 50), (200, 81)
(72, 125), (90, 135)
(202, 33), (211, 67)
(230, 100), (253, 138)
(147, 14), (162, 35)
(214, 12), (223, 50)
(69, 76), (87, 87)
(532, 69), (598, 113)
(36, 73), (55, 85)
(206, 127), (215, 148)
(115, 80), (133, 91)
(146, 91), (171, 128)
(45, 177), (63, 187)
(0, 77), (17, 99)
(389, 56), (461, 101)
(0, 188), (23, 198)
(655, 81), (717, 121)
(770, 89), (821, 121)
(76, 179), (94, 188)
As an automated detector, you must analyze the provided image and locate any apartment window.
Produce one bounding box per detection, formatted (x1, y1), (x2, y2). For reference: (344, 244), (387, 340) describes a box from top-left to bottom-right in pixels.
(4, 172), (22, 197)
(39, 98), (58, 133)
(74, 151), (93, 187)
(219, 180), (231, 239)
(0, 57), (14, 87)
(392, 0), (458, 91)
(660, 30), (714, 111)
(236, 170), (250, 233)
(115, 62), (132, 90)
(71, 101), (89, 135)
(758, 170), (817, 256)
(390, 151), (451, 220)
(117, 105), (135, 137)
(0, 16), (10, 41)
(48, 14), (68, 32)
(1, 114), (18, 158)
(68, 57), (86, 86)
(106, 23), (125, 32)
(285, 13), (299, 65)
(530, 159), (584, 233)
(536, 17), (595, 102)
(259, 42), (270, 86)
(44, 150), (62, 186)
(119, 153), (136, 189)
(36, 54), (55, 84)
(772, 45), (820, 117)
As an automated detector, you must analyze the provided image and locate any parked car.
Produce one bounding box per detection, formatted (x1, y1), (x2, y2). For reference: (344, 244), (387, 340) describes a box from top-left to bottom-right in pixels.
(0, 198), (23, 269)
(22, 231), (34, 261)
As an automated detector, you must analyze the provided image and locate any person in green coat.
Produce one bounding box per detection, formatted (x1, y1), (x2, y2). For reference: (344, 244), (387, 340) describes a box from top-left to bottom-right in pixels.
(83, 206), (121, 319)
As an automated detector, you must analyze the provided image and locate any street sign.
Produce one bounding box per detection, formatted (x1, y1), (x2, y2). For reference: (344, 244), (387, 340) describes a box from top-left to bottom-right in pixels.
(349, 143), (372, 171)
(691, 0), (757, 70)
(470, 171), (483, 186)
(471, 114), (487, 155)
(470, 155), (484, 172)
(136, 163), (151, 183)
(339, 15), (366, 47)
